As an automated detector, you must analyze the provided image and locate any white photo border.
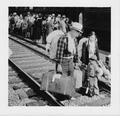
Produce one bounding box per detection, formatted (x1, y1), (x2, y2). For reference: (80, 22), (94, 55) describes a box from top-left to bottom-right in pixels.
(0, 0), (120, 115)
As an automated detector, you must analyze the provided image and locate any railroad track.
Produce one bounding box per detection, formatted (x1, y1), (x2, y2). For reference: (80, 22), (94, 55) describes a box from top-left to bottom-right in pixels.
(9, 34), (111, 106)
(9, 38), (64, 106)
(9, 33), (110, 61)
(8, 65), (49, 106)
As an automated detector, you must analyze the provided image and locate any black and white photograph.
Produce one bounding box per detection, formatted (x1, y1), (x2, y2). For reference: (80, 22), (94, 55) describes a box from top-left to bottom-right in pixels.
(0, 0), (120, 115)
(8, 6), (111, 106)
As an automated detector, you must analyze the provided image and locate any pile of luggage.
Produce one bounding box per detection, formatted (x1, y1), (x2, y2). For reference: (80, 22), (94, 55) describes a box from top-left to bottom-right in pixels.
(39, 58), (110, 98)
(39, 30), (111, 98)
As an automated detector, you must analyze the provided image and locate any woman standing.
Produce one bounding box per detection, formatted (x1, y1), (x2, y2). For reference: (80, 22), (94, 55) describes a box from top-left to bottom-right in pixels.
(78, 31), (99, 66)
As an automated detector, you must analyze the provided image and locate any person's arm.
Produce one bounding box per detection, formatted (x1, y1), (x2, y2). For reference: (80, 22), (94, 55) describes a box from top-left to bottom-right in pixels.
(95, 42), (100, 60)
(73, 38), (78, 63)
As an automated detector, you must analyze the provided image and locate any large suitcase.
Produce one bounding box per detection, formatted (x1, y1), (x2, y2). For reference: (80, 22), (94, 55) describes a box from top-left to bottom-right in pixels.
(41, 71), (75, 96)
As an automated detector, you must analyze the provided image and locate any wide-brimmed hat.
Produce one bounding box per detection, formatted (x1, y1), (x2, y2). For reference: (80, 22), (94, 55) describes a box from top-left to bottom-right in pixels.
(89, 55), (97, 60)
(52, 13), (55, 17)
(71, 22), (83, 33)
(62, 15), (66, 18)
(57, 14), (61, 17)
(13, 12), (17, 16)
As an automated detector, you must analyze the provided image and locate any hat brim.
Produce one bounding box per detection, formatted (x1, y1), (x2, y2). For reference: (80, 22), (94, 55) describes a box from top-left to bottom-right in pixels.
(71, 27), (83, 33)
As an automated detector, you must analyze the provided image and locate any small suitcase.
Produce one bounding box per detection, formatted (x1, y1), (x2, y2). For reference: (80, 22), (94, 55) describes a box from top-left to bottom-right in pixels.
(74, 69), (83, 89)
(41, 71), (75, 96)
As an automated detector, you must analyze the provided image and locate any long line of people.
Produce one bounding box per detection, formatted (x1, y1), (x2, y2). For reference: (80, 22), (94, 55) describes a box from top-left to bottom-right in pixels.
(9, 11), (111, 97)
(9, 12), (71, 44)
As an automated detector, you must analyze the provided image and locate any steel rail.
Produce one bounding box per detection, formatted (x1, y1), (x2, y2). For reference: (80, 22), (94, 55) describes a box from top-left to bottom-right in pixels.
(9, 33), (46, 50)
(9, 33), (110, 56)
(9, 59), (64, 106)
(9, 36), (57, 64)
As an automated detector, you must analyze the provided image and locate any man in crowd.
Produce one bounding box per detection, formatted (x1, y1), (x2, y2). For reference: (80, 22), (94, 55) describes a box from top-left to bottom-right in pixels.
(56, 22), (83, 77)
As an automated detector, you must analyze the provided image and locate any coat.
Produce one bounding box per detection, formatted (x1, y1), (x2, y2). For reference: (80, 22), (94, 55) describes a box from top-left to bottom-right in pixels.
(80, 39), (100, 65)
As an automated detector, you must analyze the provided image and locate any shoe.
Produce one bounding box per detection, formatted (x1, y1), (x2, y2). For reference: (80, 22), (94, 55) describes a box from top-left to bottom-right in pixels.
(71, 90), (81, 98)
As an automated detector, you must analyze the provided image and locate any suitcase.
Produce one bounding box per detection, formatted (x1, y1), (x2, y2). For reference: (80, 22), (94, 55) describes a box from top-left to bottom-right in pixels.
(74, 69), (83, 89)
(41, 71), (75, 96)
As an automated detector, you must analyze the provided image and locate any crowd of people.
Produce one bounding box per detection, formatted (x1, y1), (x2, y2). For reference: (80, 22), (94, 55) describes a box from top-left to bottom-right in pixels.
(9, 11), (111, 97)
(9, 12), (71, 44)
